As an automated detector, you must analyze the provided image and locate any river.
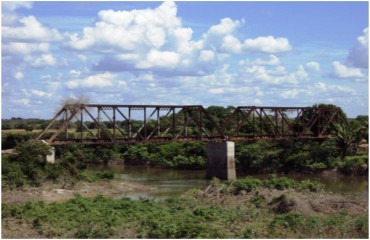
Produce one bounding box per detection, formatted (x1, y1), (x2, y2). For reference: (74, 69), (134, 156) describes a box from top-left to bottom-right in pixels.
(88, 165), (368, 199)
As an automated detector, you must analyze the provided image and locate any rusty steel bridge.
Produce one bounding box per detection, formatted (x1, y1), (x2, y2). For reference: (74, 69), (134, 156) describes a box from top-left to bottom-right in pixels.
(37, 104), (348, 145)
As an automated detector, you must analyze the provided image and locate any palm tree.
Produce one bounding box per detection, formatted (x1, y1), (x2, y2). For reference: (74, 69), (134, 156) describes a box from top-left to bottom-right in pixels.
(335, 120), (366, 158)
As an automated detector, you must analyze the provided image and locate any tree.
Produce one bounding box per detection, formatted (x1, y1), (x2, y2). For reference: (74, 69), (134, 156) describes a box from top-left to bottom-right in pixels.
(10, 140), (53, 185)
(2, 123), (12, 130)
(24, 124), (34, 132)
(355, 115), (368, 143)
(335, 121), (365, 158)
(13, 140), (52, 164)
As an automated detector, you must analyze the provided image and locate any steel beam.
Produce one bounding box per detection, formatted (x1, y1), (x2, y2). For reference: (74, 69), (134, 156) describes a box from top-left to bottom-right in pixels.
(37, 104), (346, 145)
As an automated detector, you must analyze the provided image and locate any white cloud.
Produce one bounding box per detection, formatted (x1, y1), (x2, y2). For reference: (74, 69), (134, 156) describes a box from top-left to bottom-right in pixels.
(46, 82), (62, 93)
(65, 72), (116, 89)
(12, 98), (30, 106)
(3, 16), (63, 42)
(208, 18), (242, 36)
(3, 42), (50, 56)
(280, 89), (300, 99)
(313, 82), (356, 96)
(220, 35), (242, 54)
(208, 88), (224, 94)
(82, 73), (115, 88)
(64, 1), (179, 52)
(65, 80), (80, 90)
(65, 2), (212, 75)
(31, 89), (51, 97)
(305, 61), (320, 71)
(347, 28), (368, 68)
(242, 36), (292, 53)
(314, 82), (327, 91)
(137, 50), (179, 69)
(295, 65), (309, 80)
(203, 18), (243, 53)
(239, 62), (308, 84)
(240, 55), (281, 66)
(2, 1), (33, 12)
(2, 7), (64, 82)
(69, 70), (82, 78)
(331, 61), (365, 79)
(27, 54), (57, 68)
(199, 50), (215, 62)
(64, 2), (292, 76)
(14, 71), (24, 80)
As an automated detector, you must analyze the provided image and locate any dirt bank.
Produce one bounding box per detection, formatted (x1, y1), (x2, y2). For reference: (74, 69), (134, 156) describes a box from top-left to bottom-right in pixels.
(199, 187), (368, 217)
(2, 180), (156, 204)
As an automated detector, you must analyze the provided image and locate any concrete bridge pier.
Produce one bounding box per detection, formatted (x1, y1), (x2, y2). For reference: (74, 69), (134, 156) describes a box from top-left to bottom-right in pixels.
(41, 140), (55, 163)
(206, 141), (236, 180)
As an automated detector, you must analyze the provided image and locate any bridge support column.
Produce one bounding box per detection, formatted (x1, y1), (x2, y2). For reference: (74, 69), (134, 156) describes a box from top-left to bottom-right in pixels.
(206, 141), (236, 180)
(46, 147), (55, 164)
(41, 140), (55, 164)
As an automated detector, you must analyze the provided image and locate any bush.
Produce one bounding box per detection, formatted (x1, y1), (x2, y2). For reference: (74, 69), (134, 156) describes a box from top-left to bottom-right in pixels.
(229, 175), (323, 193)
(79, 171), (115, 182)
(2, 132), (38, 150)
(2, 156), (27, 188)
(123, 144), (150, 164)
(264, 175), (297, 190)
(337, 155), (368, 175)
(233, 177), (263, 192)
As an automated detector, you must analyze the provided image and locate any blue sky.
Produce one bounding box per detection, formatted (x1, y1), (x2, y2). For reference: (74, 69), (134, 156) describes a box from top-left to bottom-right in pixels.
(2, 1), (368, 119)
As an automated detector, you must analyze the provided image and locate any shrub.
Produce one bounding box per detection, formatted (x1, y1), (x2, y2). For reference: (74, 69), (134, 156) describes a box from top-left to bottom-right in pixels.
(233, 177), (263, 192)
(337, 155), (368, 175)
(2, 156), (27, 188)
(79, 171), (114, 182)
(228, 175), (323, 193)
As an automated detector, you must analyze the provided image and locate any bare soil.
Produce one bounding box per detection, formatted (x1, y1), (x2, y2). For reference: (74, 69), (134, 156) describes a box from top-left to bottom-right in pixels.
(2, 179), (156, 204)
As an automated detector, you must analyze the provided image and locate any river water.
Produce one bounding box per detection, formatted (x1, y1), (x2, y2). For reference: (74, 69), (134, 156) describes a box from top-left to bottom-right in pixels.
(88, 165), (368, 199)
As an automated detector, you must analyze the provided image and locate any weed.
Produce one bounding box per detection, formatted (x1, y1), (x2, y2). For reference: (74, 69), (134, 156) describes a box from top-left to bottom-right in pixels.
(250, 192), (266, 208)
(228, 175), (323, 193)
(2, 194), (367, 238)
(232, 177), (262, 192)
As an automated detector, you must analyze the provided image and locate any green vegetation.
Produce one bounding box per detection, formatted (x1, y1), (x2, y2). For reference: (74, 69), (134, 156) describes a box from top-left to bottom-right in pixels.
(1, 104), (368, 239)
(79, 170), (115, 182)
(2, 140), (115, 189)
(2, 105), (368, 185)
(213, 175), (323, 193)
(2, 140), (55, 188)
(2, 131), (39, 149)
(2, 191), (367, 238)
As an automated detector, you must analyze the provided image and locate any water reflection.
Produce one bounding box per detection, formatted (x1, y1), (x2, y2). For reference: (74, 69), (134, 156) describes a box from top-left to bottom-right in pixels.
(88, 165), (368, 199)
(89, 165), (210, 199)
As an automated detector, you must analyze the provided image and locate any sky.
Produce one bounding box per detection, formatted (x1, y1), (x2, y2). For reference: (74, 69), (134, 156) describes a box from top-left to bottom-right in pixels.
(1, 1), (368, 119)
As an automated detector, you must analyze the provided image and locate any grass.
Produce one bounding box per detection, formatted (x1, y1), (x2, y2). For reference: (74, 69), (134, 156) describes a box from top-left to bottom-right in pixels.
(227, 175), (324, 193)
(2, 192), (367, 239)
(79, 170), (115, 182)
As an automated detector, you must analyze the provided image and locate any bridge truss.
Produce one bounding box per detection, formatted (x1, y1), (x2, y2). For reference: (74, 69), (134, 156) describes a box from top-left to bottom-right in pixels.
(36, 104), (348, 145)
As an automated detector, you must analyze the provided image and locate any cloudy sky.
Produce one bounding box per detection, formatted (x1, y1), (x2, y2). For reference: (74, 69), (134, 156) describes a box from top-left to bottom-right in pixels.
(2, 1), (368, 119)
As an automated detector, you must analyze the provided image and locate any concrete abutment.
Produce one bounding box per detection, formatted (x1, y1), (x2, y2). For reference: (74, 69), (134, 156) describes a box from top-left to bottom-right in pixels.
(206, 141), (236, 180)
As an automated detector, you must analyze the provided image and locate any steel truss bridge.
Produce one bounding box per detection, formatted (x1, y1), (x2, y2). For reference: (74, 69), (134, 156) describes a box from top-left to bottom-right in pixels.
(37, 104), (348, 145)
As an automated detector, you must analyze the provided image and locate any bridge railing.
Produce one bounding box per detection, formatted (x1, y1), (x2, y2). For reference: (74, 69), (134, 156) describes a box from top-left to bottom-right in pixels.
(36, 104), (348, 145)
